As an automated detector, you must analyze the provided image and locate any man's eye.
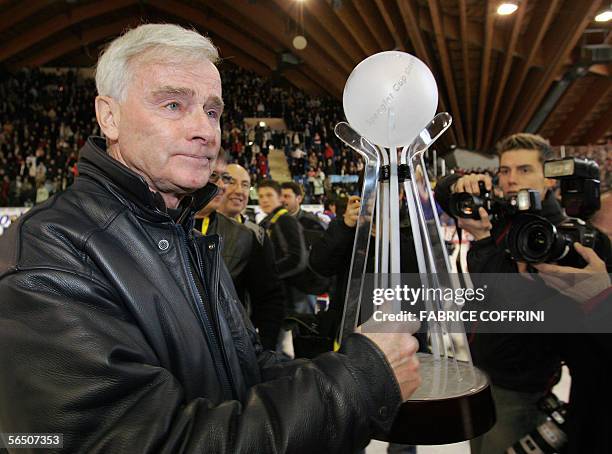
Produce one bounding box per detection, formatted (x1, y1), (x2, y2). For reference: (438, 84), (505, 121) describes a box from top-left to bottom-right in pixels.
(165, 102), (180, 111)
(207, 110), (219, 119)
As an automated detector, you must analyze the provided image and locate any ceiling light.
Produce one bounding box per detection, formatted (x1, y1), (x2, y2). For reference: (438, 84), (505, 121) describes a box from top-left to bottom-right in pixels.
(497, 2), (518, 15)
(292, 35), (307, 50)
(595, 9), (612, 22)
(259, 121), (266, 127)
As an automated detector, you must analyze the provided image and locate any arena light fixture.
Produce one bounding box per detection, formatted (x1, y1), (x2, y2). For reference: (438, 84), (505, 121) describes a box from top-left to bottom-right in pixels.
(595, 6), (612, 22)
(259, 121), (266, 127)
(292, 35), (307, 50)
(497, 2), (518, 15)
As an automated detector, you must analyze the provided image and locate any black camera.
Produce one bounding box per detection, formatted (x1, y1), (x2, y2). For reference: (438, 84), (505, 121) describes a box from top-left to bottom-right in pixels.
(504, 214), (596, 265)
(506, 393), (568, 454)
(447, 157), (600, 263)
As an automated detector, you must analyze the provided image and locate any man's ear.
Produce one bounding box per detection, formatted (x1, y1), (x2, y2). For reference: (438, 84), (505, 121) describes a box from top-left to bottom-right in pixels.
(297, 194), (303, 205)
(95, 95), (120, 141)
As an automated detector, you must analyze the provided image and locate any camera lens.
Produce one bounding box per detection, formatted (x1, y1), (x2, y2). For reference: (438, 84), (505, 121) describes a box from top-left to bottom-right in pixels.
(519, 221), (553, 262)
(458, 198), (475, 216)
(526, 228), (549, 255)
(448, 193), (483, 219)
(506, 214), (556, 263)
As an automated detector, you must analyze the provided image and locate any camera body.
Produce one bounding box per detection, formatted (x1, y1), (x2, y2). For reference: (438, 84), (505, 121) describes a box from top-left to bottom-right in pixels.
(506, 393), (568, 454)
(447, 157), (601, 264)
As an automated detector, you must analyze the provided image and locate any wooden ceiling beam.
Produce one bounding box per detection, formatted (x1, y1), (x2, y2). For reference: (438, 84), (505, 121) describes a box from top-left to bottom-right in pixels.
(549, 77), (612, 145)
(509, 0), (603, 133)
(581, 102), (612, 144)
(372, 0), (405, 49)
(397, 0), (457, 145)
(353, 0), (395, 51)
(270, 0), (354, 74)
(416, 7), (545, 67)
(483, 0), (528, 150)
(458, 0), (473, 149)
(13, 18), (142, 68)
(495, 0), (561, 140)
(330, 0), (379, 56)
(0, 0), (48, 34)
(475, 0), (495, 150)
(203, 1), (284, 53)
(213, 37), (272, 78)
(149, 0), (277, 70)
(217, 0), (345, 96)
(428, 0), (465, 147)
(0, 0), (136, 62)
(303, 0), (364, 63)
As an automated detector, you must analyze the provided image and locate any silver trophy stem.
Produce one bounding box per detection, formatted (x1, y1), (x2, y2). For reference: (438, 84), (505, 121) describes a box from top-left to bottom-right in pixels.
(334, 122), (380, 346)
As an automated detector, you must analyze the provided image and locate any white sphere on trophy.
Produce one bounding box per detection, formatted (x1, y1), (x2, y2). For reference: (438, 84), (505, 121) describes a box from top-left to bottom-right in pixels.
(343, 51), (438, 148)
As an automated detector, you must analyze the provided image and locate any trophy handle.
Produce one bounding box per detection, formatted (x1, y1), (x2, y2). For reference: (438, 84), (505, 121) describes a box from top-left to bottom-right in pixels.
(334, 122), (380, 346)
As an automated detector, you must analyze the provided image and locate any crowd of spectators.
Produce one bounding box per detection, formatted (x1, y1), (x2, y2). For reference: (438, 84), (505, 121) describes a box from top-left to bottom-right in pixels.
(1, 65), (610, 208)
(0, 69), (97, 206)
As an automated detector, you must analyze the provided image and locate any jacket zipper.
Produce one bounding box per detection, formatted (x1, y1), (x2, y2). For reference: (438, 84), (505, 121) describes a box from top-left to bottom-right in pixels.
(203, 235), (237, 397)
(175, 225), (234, 399)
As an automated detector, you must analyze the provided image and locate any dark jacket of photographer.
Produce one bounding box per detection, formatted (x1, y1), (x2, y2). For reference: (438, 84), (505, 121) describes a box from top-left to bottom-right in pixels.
(0, 137), (405, 453)
(435, 173), (565, 393)
(436, 173), (612, 453)
(195, 211), (285, 350)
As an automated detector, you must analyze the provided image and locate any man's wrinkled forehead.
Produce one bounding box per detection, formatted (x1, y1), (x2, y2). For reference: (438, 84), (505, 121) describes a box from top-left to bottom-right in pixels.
(128, 53), (222, 97)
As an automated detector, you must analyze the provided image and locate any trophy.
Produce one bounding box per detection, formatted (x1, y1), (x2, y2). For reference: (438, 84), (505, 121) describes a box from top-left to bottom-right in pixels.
(336, 51), (495, 445)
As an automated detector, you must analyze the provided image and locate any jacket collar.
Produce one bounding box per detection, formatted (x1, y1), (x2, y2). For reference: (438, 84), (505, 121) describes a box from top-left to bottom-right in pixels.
(77, 136), (218, 223)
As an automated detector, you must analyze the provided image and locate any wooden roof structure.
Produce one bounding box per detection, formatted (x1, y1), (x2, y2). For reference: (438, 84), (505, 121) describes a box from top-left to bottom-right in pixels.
(0, 0), (610, 152)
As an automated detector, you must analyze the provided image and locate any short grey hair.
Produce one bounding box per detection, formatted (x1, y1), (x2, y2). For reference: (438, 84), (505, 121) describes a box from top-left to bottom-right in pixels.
(95, 23), (219, 101)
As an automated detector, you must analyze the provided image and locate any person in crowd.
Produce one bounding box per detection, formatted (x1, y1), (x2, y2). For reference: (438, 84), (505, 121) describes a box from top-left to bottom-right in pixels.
(218, 163), (264, 242)
(280, 181), (330, 313)
(257, 180), (313, 315)
(434, 132), (611, 453)
(0, 23), (422, 453)
(194, 150), (286, 350)
(281, 181), (329, 230)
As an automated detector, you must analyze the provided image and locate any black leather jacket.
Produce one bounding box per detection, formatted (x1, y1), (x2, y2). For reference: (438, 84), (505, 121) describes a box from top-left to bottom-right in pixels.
(0, 137), (402, 453)
(197, 211), (286, 350)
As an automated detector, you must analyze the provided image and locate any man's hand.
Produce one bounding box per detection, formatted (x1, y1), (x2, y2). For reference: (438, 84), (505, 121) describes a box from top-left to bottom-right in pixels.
(451, 173), (493, 195)
(457, 207), (492, 241)
(533, 243), (611, 303)
(362, 332), (421, 401)
(451, 175), (494, 241)
(343, 195), (360, 228)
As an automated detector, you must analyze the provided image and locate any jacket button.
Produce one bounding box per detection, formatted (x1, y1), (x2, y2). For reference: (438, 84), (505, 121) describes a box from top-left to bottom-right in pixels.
(378, 406), (389, 419)
(208, 243), (215, 250)
(158, 239), (169, 250)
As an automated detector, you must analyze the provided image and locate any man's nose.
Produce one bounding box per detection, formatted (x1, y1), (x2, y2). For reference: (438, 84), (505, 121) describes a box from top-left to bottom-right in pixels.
(188, 109), (217, 144)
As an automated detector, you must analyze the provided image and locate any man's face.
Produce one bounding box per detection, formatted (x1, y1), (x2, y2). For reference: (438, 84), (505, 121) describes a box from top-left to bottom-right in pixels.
(207, 160), (229, 213)
(498, 149), (554, 199)
(281, 188), (302, 213)
(220, 164), (250, 217)
(110, 57), (223, 196)
(258, 187), (281, 214)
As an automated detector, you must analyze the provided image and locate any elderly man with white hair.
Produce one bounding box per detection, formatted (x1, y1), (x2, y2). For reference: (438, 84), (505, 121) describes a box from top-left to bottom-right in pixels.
(0, 24), (420, 453)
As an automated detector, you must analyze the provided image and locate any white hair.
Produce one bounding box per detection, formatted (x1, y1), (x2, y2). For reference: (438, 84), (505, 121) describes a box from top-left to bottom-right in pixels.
(95, 23), (219, 101)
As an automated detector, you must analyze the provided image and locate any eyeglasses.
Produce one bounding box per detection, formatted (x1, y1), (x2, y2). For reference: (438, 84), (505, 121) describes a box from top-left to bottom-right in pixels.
(209, 172), (233, 185)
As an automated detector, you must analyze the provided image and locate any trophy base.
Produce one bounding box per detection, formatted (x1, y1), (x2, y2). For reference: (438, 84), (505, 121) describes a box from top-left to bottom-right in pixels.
(383, 353), (496, 445)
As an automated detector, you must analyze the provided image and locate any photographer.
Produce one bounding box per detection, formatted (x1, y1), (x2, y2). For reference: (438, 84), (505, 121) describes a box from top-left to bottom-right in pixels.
(435, 133), (611, 453)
